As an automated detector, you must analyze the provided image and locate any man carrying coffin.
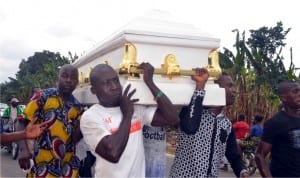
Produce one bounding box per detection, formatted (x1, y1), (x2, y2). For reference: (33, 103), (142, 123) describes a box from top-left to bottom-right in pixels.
(80, 63), (179, 177)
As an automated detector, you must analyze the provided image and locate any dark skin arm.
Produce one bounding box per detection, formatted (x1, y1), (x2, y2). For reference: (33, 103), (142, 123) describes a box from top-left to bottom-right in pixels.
(255, 140), (273, 177)
(17, 120), (35, 170)
(1, 131), (27, 145)
(1, 117), (46, 145)
(71, 120), (82, 144)
(19, 118), (80, 169)
(226, 128), (248, 178)
(17, 117), (51, 169)
(138, 62), (179, 126)
(95, 84), (138, 163)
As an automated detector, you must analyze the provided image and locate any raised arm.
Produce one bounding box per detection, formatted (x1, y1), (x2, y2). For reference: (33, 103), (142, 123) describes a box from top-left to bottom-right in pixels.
(95, 85), (139, 163)
(180, 68), (208, 134)
(138, 62), (179, 127)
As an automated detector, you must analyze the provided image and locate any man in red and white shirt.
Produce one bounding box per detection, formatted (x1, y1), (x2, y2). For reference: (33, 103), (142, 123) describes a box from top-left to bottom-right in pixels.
(80, 63), (179, 178)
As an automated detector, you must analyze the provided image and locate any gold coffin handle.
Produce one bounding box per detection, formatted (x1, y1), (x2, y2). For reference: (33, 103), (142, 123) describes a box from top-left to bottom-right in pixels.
(119, 66), (197, 76)
(118, 43), (221, 79)
(206, 50), (222, 80)
(119, 53), (197, 78)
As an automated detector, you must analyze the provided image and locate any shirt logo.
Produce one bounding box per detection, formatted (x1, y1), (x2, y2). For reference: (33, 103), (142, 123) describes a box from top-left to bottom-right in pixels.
(289, 129), (300, 149)
(103, 117), (112, 124)
(110, 121), (141, 134)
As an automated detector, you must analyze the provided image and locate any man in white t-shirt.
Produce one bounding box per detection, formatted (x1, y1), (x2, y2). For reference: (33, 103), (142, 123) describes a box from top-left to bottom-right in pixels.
(80, 63), (179, 178)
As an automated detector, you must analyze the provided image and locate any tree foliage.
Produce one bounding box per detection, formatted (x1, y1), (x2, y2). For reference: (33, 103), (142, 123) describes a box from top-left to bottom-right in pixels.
(0, 50), (72, 103)
(220, 22), (299, 123)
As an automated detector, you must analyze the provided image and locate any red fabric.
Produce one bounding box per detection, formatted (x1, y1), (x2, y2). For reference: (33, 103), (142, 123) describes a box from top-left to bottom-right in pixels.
(233, 121), (250, 139)
(17, 114), (25, 121)
(30, 91), (41, 100)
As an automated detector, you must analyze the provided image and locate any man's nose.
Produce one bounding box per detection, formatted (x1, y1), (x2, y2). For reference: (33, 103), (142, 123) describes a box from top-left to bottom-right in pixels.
(65, 77), (72, 83)
(110, 82), (118, 89)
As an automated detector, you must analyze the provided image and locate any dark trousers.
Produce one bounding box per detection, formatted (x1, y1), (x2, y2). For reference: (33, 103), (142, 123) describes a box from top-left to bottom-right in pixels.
(79, 151), (96, 178)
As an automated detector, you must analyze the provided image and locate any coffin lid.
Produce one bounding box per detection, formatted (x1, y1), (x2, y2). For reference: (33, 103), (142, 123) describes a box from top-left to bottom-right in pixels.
(73, 10), (220, 68)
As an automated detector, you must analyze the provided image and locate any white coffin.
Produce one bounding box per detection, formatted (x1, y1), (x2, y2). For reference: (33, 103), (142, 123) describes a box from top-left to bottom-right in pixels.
(73, 10), (225, 106)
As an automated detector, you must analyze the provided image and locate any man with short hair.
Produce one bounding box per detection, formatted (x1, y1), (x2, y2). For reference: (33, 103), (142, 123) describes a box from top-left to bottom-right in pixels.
(80, 63), (179, 178)
(17, 64), (83, 177)
(170, 69), (248, 178)
(255, 80), (300, 177)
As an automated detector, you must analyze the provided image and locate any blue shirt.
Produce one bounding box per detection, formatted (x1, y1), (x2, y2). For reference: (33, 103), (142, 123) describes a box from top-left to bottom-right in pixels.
(250, 124), (263, 137)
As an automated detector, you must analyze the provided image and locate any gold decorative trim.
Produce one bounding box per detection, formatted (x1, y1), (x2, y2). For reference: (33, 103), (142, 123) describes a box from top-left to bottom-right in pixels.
(206, 49), (222, 80)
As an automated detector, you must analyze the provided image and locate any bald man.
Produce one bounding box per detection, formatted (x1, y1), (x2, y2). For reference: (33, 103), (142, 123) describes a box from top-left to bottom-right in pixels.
(255, 81), (300, 177)
(80, 63), (179, 178)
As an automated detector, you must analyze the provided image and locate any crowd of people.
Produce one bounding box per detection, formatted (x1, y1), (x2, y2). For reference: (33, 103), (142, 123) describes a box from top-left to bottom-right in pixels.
(0, 63), (299, 178)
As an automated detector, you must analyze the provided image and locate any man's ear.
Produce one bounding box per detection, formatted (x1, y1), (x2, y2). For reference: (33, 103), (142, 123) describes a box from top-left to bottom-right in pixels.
(279, 95), (287, 103)
(90, 86), (96, 94)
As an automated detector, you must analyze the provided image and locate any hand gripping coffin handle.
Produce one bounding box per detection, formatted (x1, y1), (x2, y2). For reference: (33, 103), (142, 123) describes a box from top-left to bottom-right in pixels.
(118, 43), (221, 80)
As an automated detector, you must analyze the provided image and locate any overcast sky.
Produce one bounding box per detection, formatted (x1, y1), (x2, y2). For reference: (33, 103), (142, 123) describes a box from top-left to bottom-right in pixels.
(0, 0), (299, 83)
